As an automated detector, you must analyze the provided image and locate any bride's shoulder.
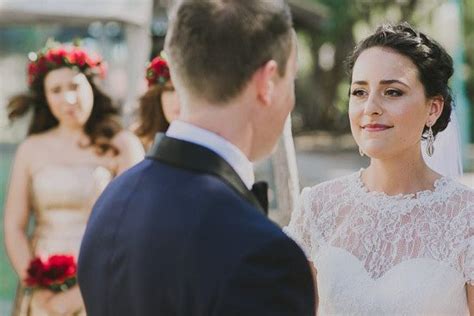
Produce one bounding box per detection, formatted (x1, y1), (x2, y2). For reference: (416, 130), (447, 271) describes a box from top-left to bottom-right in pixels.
(446, 178), (474, 200)
(442, 178), (474, 215)
(300, 172), (360, 209)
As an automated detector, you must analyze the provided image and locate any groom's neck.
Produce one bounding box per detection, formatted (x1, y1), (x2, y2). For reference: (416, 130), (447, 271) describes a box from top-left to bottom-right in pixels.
(179, 96), (255, 162)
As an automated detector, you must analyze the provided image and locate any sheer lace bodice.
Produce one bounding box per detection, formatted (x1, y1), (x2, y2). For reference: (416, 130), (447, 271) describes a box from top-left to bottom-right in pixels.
(285, 170), (474, 315)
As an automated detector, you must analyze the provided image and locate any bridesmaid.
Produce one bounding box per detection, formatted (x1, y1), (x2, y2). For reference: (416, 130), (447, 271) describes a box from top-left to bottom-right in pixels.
(4, 41), (144, 315)
(133, 55), (180, 151)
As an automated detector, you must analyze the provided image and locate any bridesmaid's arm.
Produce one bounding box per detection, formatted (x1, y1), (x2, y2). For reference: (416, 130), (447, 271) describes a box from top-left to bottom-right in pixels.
(3, 140), (34, 282)
(467, 284), (474, 315)
(112, 130), (145, 175)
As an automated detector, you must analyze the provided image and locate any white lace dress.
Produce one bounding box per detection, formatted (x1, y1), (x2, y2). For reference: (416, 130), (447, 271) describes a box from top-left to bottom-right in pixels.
(285, 170), (474, 315)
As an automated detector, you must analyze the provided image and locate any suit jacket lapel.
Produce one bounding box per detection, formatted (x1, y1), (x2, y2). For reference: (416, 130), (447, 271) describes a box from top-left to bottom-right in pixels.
(146, 134), (265, 215)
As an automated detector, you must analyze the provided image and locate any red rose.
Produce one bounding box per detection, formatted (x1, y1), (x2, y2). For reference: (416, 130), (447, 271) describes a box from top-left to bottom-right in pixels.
(50, 255), (76, 277)
(146, 56), (170, 86)
(42, 255), (76, 286)
(67, 49), (88, 67)
(25, 257), (45, 286)
(85, 52), (100, 67)
(45, 48), (67, 65)
(27, 58), (48, 85)
(151, 58), (170, 77)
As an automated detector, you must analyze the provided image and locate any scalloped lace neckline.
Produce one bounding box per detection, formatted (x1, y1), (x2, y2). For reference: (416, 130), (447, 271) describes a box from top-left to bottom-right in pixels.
(354, 169), (451, 201)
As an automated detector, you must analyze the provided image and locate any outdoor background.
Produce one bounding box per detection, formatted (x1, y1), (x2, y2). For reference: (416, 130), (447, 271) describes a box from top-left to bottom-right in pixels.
(0, 0), (472, 313)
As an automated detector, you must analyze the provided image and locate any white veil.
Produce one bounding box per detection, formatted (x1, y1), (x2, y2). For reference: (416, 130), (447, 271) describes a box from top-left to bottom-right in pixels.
(423, 111), (463, 178)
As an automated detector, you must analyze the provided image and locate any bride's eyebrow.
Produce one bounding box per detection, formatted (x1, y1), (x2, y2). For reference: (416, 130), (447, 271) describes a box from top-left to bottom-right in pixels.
(350, 79), (410, 88)
(351, 80), (367, 86)
(379, 79), (409, 88)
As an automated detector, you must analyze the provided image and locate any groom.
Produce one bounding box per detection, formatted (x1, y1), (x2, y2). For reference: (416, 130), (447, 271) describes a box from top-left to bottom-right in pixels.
(78, 0), (315, 315)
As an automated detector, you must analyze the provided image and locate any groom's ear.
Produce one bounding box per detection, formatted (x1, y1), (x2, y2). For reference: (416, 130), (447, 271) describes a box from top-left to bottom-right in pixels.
(254, 60), (278, 107)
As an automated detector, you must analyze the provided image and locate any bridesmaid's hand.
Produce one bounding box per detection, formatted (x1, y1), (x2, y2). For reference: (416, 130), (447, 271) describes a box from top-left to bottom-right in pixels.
(44, 286), (84, 316)
(33, 289), (54, 311)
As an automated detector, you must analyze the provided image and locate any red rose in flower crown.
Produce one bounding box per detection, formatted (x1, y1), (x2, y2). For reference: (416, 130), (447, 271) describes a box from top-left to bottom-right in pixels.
(25, 254), (77, 292)
(146, 56), (171, 87)
(27, 41), (107, 87)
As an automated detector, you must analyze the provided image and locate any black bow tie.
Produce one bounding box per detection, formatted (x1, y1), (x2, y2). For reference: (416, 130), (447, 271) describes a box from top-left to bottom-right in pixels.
(251, 181), (268, 215)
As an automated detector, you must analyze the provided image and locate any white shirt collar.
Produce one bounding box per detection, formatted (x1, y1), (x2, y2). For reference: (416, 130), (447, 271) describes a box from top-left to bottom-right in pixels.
(166, 120), (255, 189)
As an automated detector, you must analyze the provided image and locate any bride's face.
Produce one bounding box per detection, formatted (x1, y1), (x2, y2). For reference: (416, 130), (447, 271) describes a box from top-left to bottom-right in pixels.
(349, 47), (436, 160)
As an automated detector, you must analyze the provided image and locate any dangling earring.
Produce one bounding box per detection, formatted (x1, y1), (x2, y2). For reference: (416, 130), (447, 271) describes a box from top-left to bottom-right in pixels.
(359, 147), (365, 157)
(426, 124), (435, 157)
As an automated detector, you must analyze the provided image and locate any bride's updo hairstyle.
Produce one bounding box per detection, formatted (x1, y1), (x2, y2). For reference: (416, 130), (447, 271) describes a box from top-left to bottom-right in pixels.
(346, 22), (454, 138)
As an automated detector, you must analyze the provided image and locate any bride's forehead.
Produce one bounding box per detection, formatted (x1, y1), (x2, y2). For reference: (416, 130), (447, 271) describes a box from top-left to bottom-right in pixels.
(352, 48), (419, 82)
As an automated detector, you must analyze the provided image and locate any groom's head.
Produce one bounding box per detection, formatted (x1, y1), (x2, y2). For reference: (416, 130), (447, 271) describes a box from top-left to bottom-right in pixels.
(165, 0), (297, 161)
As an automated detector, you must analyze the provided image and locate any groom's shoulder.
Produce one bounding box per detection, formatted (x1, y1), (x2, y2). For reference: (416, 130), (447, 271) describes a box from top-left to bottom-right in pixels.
(103, 157), (203, 193)
(100, 157), (264, 214)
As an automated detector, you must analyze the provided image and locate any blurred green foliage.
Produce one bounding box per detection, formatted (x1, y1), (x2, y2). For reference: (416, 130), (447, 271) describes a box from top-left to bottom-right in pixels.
(464, 0), (474, 140)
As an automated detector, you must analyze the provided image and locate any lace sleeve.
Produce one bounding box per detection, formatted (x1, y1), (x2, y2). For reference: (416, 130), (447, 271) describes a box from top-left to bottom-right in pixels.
(462, 191), (474, 286)
(283, 187), (318, 259)
(464, 236), (474, 286)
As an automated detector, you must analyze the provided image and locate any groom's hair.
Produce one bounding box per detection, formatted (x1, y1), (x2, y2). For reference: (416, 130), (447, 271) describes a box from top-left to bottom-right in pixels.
(165, 0), (293, 104)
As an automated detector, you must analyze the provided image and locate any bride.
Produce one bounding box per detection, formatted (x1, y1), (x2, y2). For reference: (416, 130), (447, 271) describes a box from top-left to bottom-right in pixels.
(285, 22), (473, 315)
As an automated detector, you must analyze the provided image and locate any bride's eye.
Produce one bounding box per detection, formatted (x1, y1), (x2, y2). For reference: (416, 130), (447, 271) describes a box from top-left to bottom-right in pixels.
(385, 89), (403, 97)
(351, 89), (366, 97)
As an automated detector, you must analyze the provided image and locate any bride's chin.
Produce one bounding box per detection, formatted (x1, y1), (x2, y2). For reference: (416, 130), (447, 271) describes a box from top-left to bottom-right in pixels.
(360, 147), (394, 160)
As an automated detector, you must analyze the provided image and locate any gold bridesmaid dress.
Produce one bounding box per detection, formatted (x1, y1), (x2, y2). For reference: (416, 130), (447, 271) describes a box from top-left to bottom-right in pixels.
(12, 164), (113, 316)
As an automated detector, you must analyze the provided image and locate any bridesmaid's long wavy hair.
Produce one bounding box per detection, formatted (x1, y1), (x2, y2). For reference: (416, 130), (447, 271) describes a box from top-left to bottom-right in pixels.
(7, 70), (122, 155)
(134, 83), (173, 148)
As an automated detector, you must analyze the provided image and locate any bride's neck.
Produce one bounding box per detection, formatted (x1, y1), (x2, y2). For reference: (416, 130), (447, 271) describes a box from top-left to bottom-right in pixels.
(363, 149), (440, 196)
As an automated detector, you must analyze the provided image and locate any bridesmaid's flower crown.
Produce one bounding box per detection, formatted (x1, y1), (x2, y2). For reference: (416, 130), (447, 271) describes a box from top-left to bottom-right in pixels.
(146, 54), (171, 87)
(27, 39), (107, 86)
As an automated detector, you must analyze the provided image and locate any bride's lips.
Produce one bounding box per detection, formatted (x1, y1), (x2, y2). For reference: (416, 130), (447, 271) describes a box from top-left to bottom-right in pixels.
(361, 123), (393, 132)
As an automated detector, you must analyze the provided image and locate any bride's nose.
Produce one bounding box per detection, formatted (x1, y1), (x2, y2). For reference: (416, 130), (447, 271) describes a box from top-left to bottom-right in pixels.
(363, 93), (383, 116)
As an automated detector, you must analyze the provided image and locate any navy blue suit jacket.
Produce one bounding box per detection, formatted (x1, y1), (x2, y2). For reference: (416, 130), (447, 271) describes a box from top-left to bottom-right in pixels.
(78, 136), (315, 315)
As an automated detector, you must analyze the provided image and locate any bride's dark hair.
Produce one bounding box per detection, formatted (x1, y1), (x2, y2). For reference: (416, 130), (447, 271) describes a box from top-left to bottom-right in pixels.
(346, 22), (454, 138)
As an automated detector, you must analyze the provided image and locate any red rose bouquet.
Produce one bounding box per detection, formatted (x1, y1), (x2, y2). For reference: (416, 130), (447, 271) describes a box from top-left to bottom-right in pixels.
(25, 254), (77, 292)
